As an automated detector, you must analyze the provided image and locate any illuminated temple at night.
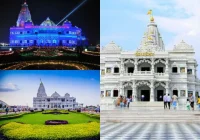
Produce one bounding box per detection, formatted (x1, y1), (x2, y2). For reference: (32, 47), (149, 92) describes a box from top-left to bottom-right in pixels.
(9, 1), (87, 47)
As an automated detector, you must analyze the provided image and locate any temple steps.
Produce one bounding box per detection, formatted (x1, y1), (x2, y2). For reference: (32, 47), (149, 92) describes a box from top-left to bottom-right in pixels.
(100, 110), (200, 123)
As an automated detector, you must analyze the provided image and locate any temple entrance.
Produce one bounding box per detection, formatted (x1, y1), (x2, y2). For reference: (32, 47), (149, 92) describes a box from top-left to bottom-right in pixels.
(141, 90), (150, 101)
(127, 90), (132, 98)
(157, 90), (164, 101)
(173, 90), (178, 96)
(113, 90), (118, 97)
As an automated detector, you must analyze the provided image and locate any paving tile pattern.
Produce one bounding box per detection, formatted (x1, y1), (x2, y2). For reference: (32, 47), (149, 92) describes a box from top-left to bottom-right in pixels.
(101, 123), (200, 140)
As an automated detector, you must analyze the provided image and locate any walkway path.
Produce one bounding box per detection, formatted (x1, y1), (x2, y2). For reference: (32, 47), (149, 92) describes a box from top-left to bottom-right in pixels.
(101, 122), (200, 140)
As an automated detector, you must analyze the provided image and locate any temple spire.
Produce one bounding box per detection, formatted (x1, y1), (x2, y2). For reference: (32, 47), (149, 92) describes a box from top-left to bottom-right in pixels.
(137, 10), (165, 52)
(16, 0), (33, 27)
(37, 80), (47, 97)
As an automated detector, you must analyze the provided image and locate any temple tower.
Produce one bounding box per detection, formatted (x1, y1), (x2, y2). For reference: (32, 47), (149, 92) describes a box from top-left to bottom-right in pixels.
(37, 79), (47, 97)
(16, 1), (33, 27)
(137, 10), (165, 52)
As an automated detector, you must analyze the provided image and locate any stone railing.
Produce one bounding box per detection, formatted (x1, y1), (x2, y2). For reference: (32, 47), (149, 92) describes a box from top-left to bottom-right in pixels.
(123, 71), (152, 76)
(154, 73), (165, 76)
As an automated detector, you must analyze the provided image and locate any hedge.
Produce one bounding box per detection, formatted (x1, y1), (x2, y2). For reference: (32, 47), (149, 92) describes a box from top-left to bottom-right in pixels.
(69, 111), (100, 119)
(0, 122), (100, 140)
(42, 110), (69, 114)
(0, 111), (39, 120)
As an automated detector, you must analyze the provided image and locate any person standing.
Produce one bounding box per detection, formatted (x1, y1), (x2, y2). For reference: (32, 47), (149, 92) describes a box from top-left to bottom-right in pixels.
(197, 96), (200, 111)
(5, 107), (9, 115)
(120, 96), (124, 108)
(186, 99), (190, 110)
(127, 97), (131, 108)
(189, 93), (194, 111)
(163, 94), (168, 109)
(167, 94), (171, 110)
(141, 95), (144, 101)
(172, 94), (178, 110)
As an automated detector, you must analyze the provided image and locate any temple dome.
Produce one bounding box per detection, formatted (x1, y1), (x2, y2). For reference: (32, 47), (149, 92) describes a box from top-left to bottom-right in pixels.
(137, 16), (165, 52)
(40, 17), (56, 26)
(51, 91), (61, 97)
(63, 20), (71, 24)
(37, 81), (47, 97)
(173, 40), (194, 52)
(102, 41), (121, 52)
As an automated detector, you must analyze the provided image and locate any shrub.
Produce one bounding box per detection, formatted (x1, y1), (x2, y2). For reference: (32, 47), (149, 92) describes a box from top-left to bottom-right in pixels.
(42, 110), (69, 114)
(0, 122), (100, 140)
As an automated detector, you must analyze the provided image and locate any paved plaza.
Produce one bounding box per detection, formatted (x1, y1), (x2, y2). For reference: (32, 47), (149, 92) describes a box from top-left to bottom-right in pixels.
(101, 122), (200, 140)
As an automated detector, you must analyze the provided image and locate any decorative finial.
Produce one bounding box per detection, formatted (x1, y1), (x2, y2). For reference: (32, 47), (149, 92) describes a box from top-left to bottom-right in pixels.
(147, 9), (154, 22)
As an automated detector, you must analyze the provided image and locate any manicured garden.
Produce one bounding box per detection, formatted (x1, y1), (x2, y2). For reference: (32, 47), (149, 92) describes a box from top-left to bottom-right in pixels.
(0, 111), (100, 139)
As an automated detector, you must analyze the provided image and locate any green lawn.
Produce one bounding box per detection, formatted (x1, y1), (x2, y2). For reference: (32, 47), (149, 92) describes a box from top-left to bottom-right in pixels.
(0, 112), (99, 125)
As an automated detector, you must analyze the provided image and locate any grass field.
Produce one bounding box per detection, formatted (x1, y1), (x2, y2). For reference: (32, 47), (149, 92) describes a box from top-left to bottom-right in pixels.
(0, 112), (99, 125)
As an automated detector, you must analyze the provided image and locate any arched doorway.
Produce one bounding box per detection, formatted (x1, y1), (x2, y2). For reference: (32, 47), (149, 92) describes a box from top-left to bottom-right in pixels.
(155, 85), (166, 101)
(124, 85), (132, 98)
(137, 85), (150, 101)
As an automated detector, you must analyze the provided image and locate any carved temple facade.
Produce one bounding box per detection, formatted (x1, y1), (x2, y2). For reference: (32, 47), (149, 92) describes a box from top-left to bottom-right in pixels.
(100, 16), (200, 102)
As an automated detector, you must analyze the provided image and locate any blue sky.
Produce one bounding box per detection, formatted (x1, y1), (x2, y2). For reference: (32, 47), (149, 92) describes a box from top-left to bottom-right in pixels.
(0, 70), (100, 107)
(101, 0), (200, 76)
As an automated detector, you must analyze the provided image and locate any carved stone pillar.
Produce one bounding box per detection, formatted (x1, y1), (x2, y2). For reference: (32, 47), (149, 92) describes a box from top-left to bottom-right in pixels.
(120, 59), (124, 74)
(165, 58), (169, 73)
(151, 58), (154, 73)
(120, 82), (123, 96)
(150, 80), (154, 102)
(132, 80), (136, 101)
(134, 58), (138, 73)
(165, 81), (169, 95)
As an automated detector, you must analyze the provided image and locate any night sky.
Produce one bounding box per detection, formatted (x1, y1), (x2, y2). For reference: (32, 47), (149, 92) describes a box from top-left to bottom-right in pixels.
(0, 0), (100, 44)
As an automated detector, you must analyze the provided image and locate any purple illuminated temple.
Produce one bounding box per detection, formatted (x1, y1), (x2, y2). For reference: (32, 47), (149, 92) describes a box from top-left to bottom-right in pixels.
(9, 2), (87, 47)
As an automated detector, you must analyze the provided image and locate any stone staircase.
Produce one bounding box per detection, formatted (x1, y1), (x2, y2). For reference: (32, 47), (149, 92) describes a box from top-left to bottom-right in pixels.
(101, 110), (200, 123)
(101, 101), (200, 123)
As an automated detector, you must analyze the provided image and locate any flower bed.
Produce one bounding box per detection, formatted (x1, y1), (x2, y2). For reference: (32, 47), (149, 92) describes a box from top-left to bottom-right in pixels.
(0, 122), (100, 139)
(45, 120), (68, 125)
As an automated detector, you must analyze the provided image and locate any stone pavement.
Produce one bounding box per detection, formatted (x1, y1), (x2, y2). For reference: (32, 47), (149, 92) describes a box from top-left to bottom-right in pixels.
(101, 122), (200, 140)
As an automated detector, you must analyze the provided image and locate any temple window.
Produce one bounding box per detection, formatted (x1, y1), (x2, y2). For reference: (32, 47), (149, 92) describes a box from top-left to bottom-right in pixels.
(172, 67), (177, 73)
(180, 67), (185, 73)
(106, 68), (111, 73)
(113, 90), (118, 97)
(187, 69), (192, 74)
(114, 67), (119, 73)
(101, 69), (105, 75)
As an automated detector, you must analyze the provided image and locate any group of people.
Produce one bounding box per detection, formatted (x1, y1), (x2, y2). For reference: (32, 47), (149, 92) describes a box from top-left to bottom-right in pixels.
(114, 96), (132, 108)
(163, 94), (178, 110)
(163, 93), (200, 110)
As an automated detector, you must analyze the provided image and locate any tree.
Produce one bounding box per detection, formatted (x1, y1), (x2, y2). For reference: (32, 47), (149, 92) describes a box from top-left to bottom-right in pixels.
(0, 104), (2, 108)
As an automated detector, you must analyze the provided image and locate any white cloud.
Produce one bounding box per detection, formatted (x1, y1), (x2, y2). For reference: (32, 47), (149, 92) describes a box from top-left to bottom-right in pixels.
(0, 83), (20, 92)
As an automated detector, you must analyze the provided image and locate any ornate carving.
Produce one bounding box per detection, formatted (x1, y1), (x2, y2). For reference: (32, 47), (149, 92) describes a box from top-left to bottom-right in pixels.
(154, 82), (166, 88)
(137, 59), (152, 64)
(135, 80), (151, 87)
(123, 82), (133, 88)
(173, 40), (194, 52)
